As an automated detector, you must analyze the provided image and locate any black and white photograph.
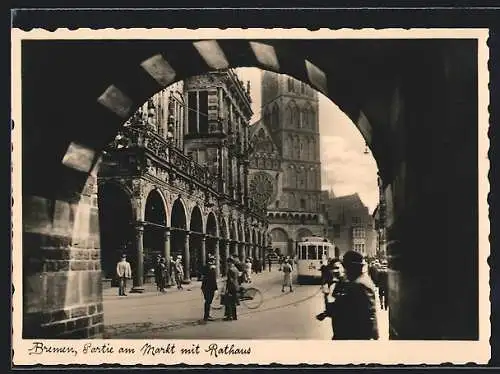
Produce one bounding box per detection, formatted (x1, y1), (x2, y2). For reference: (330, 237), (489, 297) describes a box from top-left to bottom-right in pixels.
(11, 27), (490, 365)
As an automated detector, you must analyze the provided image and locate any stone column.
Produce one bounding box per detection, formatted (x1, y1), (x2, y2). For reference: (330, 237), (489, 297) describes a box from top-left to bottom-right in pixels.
(217, 146), (224, 193)
(131, 223), (145, 293)
(243, 164), (249, 206)
(238, 242), (245, 261)
(214, 238), (220, 278)
(184, 232), (190, 282)
(228, 156), (234, 195)
(224, 239), (230, 274)
(163, 229), (172, 286)
(200, 235), (207, 278)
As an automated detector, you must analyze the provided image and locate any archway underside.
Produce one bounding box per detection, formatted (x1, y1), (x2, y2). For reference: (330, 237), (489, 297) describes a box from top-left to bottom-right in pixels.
(21, 38), (479, 341)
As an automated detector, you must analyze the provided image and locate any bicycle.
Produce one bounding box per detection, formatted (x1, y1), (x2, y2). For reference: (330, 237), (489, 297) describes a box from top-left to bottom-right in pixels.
(211, 285), (264, 310)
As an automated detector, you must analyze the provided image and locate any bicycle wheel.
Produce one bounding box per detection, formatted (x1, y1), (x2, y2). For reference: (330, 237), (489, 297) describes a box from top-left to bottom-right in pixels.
(211, 290), (224, 310)
(241, 287), (263, 309)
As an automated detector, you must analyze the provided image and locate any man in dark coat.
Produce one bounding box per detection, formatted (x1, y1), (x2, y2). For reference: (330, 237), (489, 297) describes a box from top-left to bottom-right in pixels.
(224, 257), (240, 321)
(325, 250), (379, 340)
(377, 267), (389, 310)
(201, 255), (218, 321)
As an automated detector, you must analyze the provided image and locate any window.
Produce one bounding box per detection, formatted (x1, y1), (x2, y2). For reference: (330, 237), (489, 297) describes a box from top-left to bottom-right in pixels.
(288, 77), (294, 92)
(353, 227), (365, 238)
(300, 198), (306, 210)
(297, 170), (305, 189)
(300, 245), (307, 260)
(354, 243), (365, 254)
(352, 216), (361, 224)
(187, 91), (198, 134)
(198, 91), (208, 133)
(187, 90), (209, 134)
(333, 224), (341, 238)
(271, 105), (280, 129)
(307, 245), (318, 260)
(301, 82), (305, 94)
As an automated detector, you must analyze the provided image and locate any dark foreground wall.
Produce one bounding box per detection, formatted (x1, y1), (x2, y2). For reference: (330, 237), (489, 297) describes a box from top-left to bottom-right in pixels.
(19, 39), (479, 340)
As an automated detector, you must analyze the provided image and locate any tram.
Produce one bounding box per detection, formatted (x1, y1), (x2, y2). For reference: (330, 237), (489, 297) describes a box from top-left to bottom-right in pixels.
(296, 236), (336, 284)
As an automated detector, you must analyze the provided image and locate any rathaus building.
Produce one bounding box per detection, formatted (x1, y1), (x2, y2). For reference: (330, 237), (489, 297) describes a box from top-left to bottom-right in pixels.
(248, 71), (326, 257)
(97, 70), (268, 292)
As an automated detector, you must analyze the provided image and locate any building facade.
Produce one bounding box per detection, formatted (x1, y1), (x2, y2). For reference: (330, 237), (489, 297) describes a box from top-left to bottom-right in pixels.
(323, 191), (377, 258)
(247, 71), (326, 257)
(97, 70), (268, 292)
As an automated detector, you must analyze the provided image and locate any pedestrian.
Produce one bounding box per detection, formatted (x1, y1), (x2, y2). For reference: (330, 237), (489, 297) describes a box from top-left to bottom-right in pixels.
(116, 254), (132, 296)
(267, 254), (272, 272)
(256, 257), (262, 273)
(201, 255), (218, 322)
(244, 258), (252, 283)
(317, 251), (378, 340)
(320, 258), (335, 308)
(368, 261), (379, 286)
(167, 256), (175, 287)
(154, 254), (162, 292)
(223, 257), (240, 321)
(281, 259), (293, 292)
(328, 259), (348, 339)
(377, 267), (389, 310)
(174, 255), (184, 290)
(156, 257), (167, 293)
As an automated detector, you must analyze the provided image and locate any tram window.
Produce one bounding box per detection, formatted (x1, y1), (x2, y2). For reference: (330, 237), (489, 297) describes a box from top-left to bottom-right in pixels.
(307, 245), (317, 260)
(300, 245), (307, 259)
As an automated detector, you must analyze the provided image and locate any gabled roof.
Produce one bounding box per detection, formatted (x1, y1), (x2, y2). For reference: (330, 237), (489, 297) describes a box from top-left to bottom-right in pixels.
(327, 193), (365, 209)
(248, 118), (280, 157)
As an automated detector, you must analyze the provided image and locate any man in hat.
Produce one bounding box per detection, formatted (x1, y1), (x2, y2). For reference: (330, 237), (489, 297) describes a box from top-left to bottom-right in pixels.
(174, 255), (184, 290)
(319, 250), (379, 340)
(116, 254), (132, 296)
(224, 257), (240, 321)
(201, 255), (218, 322)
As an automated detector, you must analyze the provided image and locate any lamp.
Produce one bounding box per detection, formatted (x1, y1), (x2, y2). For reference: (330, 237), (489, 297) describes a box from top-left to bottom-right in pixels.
(363, 143), (370, 155)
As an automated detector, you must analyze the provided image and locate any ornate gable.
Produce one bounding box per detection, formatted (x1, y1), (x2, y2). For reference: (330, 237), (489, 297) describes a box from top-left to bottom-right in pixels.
(248, 120), (281, 171)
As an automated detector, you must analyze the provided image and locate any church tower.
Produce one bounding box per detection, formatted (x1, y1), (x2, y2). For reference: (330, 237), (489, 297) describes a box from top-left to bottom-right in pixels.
(251, 70), (325, 256)
(261, 70), (322, 214)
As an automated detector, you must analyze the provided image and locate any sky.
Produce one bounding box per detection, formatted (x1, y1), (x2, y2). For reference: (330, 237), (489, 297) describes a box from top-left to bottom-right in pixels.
(235, 67), (379, 213)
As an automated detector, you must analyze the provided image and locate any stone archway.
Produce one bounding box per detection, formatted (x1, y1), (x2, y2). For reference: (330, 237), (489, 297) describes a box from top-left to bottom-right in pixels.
(170, 197), (187, 279)
(189, 206), (204, 280)
(143, 189), (168, 285)
(269, 227), (289, 257)
(205, 212), (218, 273)
(97, 183), (134, 283)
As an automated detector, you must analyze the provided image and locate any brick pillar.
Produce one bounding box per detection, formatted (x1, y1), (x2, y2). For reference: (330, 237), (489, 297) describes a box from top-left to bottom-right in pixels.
(183, 232), (190, 282)
(22, 176), (104, 339)
(131, 223), (145, 293)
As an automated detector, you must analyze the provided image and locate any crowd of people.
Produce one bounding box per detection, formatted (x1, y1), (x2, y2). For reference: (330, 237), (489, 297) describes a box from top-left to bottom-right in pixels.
(115, 249), (388, 340)
(316, 252), (389, 340)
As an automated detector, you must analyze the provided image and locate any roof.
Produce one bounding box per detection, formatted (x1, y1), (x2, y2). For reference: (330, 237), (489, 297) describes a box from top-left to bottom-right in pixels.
(248, 118), (280, 157)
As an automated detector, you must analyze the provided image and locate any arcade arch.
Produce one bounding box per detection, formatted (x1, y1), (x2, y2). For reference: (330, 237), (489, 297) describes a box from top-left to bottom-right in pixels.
(97, 183), (134, 282)
(269, 227), (289, 257)
(189, 205), (204, 279)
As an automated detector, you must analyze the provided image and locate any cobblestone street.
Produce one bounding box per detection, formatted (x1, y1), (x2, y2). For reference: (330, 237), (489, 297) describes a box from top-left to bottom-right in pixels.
(103, 270), (389, 340)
